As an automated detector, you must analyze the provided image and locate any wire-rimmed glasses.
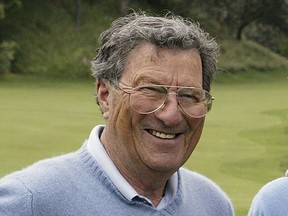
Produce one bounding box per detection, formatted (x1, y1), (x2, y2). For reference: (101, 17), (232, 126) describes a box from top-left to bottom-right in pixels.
(112, 81), (214, 118)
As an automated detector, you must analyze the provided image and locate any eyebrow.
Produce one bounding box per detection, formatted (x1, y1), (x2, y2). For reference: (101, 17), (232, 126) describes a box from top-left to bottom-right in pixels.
(133, 76), (166, 86)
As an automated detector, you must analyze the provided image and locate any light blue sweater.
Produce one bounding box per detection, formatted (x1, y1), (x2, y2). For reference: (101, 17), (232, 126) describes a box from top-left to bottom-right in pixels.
(0, 143), (234, 215)
(248, 177), (288, 216)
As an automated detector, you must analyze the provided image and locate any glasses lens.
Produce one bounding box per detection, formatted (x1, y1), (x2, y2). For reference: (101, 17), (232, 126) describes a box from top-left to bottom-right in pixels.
(129, 86), (167, 114)
(177, 88), (212, 117)
(126, 84), (212, 117)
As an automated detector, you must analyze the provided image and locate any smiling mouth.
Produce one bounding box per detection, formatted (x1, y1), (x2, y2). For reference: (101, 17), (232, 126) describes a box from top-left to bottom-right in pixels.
(148, 130), (177, 139)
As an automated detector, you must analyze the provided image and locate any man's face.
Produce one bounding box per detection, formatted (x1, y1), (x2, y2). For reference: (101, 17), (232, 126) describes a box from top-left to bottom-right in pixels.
(99, 43), (205, 175)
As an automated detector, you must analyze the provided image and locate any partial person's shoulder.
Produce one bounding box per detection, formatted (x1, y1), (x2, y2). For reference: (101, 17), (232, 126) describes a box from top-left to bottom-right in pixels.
(179, 167), (223, 189)
(265, 176), (288, 188)
(0, 144), (86, 189)
(0, 149), (76, 215)
(254, 177), (288, 198)
(248, 177), (288, 216)
(178, 167), (234, 215)
(179, 167), (231, 199)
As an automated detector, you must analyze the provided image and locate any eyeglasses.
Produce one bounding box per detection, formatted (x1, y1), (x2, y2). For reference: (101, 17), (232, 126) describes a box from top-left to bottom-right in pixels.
(112, 82), (214, 118)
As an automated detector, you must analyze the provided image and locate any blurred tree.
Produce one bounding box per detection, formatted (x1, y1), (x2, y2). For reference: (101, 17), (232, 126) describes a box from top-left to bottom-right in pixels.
(0, 41), (17, 76)
(53, 0), (82, 27)
(0, 0), (21, 76)
(236, 0), (288, 40)
(0, 3), (4, 19)
(199, 0), (288, 40)
(76, 0), (81, 27)
(0, 0), (21, 19)
(245, 23), (288, 57)
(143, 0), (196, 15)
(120, 0), (130, 14)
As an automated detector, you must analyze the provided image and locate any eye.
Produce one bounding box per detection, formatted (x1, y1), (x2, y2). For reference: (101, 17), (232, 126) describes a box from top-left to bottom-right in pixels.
(180, 94), (199, 102)
(178, 88), (205, 103)
(138, 86), (166, 95)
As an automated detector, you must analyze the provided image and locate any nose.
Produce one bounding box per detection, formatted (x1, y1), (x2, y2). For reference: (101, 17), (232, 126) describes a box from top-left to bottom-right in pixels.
(154, 93), (183, 126)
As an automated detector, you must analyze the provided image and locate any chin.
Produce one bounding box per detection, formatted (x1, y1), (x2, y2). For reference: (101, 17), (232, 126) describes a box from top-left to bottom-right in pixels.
(146, 156), (184, 173)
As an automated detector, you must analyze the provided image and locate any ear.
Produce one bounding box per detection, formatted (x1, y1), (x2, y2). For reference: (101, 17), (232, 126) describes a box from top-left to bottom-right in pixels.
(96, 79), (111, 120)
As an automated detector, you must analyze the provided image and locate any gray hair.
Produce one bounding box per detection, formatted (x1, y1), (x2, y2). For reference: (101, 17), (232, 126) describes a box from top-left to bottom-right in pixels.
(91, 12), (219, 92)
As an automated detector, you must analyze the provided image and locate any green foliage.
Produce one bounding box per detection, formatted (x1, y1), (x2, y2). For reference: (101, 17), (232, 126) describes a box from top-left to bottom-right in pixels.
(0, 0), (287, 78)
(0, 0), (21, 77)
(245, 23), (288, 58)
(0, 3), (4, 19)
(218, 40), (288, 73)
(1, 0), (118, 78)
(0, 40), (17, 76)
(0, 0), (22, 19)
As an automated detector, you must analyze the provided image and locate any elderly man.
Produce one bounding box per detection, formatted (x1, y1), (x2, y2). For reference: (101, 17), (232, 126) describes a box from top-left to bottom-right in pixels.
(0, 12), (234, 215)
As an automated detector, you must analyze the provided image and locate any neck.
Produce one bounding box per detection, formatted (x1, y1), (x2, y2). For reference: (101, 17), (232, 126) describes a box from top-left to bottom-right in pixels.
(100, 129), (173, 206)
(118, 165), (169, 206)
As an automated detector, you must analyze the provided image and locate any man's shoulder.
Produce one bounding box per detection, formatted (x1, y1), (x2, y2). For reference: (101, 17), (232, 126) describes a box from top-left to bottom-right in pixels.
(0, 146), (83, 190)
(178, 167), (234, 215)
(179, 167), (220, 187)
(179, 167), (232, 199)
(179, 168), (228, 195)
(0, 143), (102, 215)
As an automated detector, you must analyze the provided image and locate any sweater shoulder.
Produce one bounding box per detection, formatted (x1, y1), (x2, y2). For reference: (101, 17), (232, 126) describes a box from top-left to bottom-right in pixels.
(0, 144), (87, 215)
(0, 143), (89, 190)
(0, 142), (127, 215)
(178, 167), (234, 215)
(179, 167), (225, 191)
(248, 177), (288, 215)
(251, 177), (288, 204)
(255, 177), (288, 196)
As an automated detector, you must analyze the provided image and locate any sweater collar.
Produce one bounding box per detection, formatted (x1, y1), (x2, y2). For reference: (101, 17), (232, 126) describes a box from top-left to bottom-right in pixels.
(87, 125), (178, 209)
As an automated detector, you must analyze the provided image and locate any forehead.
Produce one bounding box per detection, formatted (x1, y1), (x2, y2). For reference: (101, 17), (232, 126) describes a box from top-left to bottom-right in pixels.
(121, 43), (202, 87)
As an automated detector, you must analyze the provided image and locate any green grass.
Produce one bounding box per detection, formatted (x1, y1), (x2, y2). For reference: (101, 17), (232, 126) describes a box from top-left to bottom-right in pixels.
(0, 71), (288, 215)
(0, 75), (105, 175)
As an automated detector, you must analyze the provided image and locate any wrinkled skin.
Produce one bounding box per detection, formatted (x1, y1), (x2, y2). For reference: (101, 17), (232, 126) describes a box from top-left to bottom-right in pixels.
(97, 43), (205, 205)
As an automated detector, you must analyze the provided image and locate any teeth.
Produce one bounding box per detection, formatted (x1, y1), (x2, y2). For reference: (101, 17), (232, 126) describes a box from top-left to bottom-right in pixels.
(151, 130), (176, 139)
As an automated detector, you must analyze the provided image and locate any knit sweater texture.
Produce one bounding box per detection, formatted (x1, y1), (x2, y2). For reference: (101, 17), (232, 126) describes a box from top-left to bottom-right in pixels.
(0, 142), (234, 216)
(248, 177), (288, 216)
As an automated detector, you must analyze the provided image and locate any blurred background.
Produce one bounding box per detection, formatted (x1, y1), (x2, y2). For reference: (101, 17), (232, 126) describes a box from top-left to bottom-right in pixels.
(0, 0), (287, 77)
(0, 0), (287, 215)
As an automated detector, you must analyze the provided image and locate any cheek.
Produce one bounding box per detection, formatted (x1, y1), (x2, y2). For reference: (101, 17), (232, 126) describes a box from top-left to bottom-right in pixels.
(189, 117), (204, 135)
(185, 119), (205, 152)
(109, 93), (141, 139)
(110, 92), (129, 117)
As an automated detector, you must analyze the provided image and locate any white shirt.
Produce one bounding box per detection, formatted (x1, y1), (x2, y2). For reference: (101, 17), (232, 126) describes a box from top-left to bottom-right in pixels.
(87, 125), (178, 209)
